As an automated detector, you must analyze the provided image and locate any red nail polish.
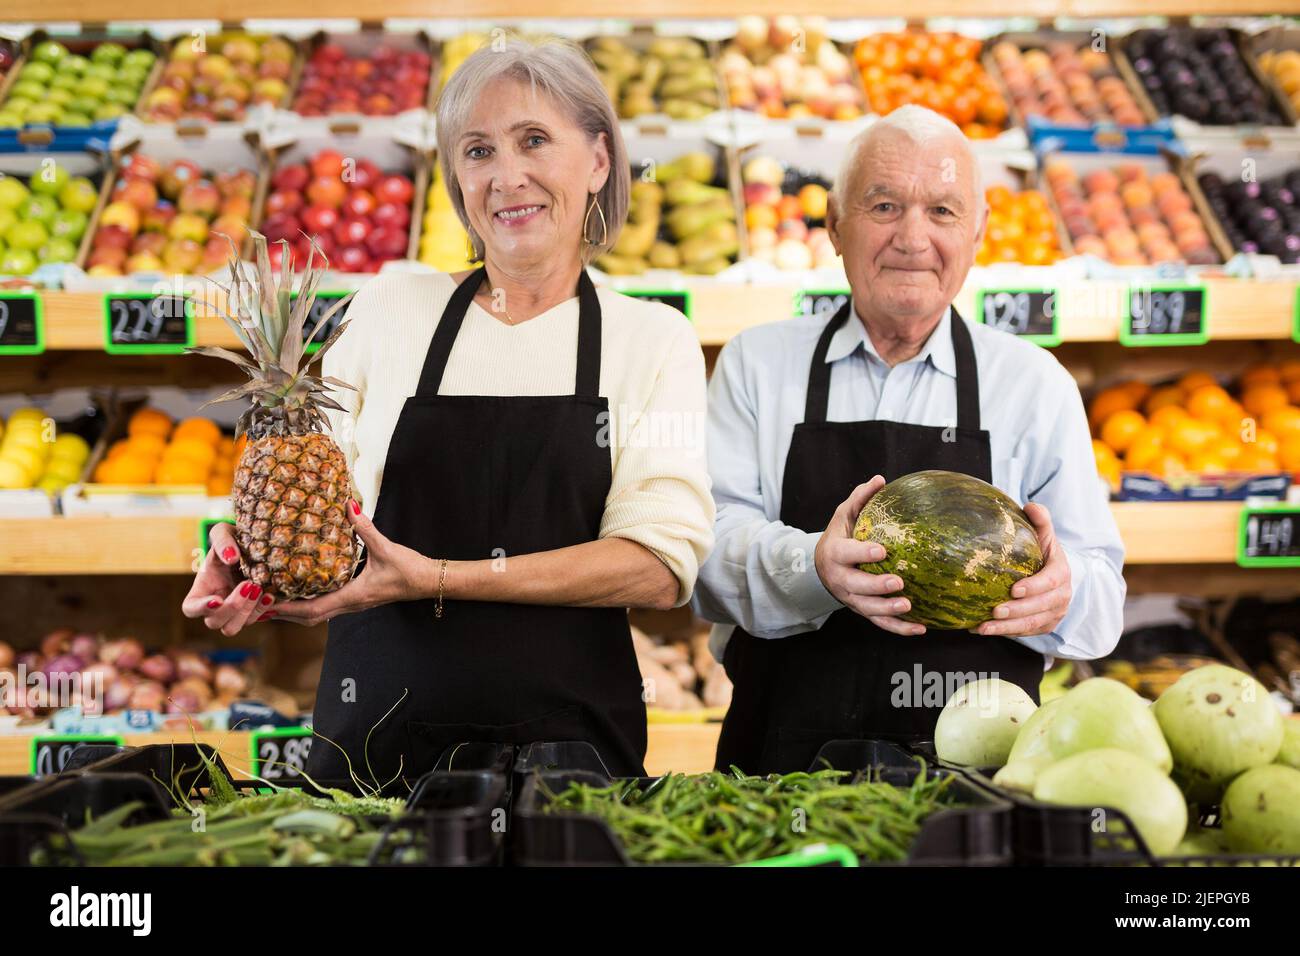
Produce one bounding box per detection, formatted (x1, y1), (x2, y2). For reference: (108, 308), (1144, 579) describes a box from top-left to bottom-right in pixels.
(221, 546), (236, 562)
(261, 594), (272, 606)
(248, 584), (262, 600)
(207, 599), (221, 609)
(238, 582), (250, 598)
(349, 500), (360, 516)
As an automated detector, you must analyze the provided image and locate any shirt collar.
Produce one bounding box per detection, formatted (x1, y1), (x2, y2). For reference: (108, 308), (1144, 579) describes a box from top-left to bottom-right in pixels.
(824, 302), (957, 379)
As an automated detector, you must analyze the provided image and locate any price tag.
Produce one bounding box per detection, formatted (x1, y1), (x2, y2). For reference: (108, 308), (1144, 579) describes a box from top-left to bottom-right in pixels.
(103, 292), (194, 354)
(1237, 508), (1300, 568)
(795, 288), (850, 320)
(292, 289), (353, 354)
(1292, 285), (1299, 345)
(1120, 284), (1209, 347)
(975, 288), (1061, 347)
(250, 727), (313, 780)
(198, 517), (235, 555)
(30, 735), (125, 776)
(624, 289), (691, 320)
(0, 291), (44, 355)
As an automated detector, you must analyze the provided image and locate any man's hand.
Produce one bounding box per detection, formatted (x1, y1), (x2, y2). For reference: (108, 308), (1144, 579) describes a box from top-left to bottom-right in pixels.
(814, 475), (925, 636)
(978, 502), (1072, 637)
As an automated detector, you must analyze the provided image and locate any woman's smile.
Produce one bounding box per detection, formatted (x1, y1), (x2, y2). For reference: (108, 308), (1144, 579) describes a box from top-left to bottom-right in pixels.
(493, 203), (547, 227)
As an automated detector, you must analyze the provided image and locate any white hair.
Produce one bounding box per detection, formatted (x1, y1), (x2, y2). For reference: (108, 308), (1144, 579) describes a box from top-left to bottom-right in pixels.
(832, 105), (984, 214)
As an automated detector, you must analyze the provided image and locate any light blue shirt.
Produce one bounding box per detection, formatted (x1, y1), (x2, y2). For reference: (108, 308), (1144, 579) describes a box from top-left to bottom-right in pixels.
(692, 305), (1127, 665)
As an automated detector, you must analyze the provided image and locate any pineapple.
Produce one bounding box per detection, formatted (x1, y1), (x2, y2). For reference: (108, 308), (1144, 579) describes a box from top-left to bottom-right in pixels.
(189, 231), (359, 599)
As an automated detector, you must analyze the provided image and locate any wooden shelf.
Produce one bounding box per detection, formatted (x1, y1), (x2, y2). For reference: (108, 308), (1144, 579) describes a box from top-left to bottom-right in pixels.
(0, 501), (1278, 574)
(0, 722), (723, 776)
(17, 278), (1300, 351)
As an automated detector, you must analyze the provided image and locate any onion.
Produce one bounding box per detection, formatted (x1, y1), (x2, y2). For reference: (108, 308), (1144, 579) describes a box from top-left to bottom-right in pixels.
(16, 651), (42, 673)
(70, 633), (100, 663)
(128, 680), (166, 711)
(40, 628), (75, 658)
(173, 676), (214, 706)
(174, 652), (212, 683)
(166, 678), (212, 714)
(99, 637), (145, 671)
(105, 674), (138, 712)
(43, 654), (85, 680)
(79, 661), (119, 712)
(214, 663), (248, 696)
(0, 641), (13, 669)
(138, 654), (176, 683)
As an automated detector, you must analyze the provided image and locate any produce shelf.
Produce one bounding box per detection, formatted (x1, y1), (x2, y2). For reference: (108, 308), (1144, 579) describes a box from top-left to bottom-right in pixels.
(0, 502), (1267, 574)
(0, 723), (724, 777)
(15, 277), (1300, 351)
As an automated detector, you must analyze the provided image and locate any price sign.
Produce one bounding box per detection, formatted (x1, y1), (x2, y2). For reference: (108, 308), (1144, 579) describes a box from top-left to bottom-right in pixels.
(292, 289), (354, 354)
(103, 292), (194, 354)
(624, 289), (692, 320)
(795, 288), (850, 320)
(250, 727), (313, 780)
(0, 291), (44, 355)
(198, 517), (235, 555)
(1292, 285), (1299, 345)
(975, 288), (1061, 346)
(1238, 508), (1300, 568)
(1120, 284), (1209, 347)
(30, 735), (125, 776)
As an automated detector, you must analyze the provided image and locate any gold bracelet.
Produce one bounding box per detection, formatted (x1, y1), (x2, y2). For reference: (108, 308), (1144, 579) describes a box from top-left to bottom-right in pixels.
(435, 558), (449, 619)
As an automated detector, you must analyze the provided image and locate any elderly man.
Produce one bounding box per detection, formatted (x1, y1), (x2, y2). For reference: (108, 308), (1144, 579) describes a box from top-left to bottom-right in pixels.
(694, 105), (1126, 774)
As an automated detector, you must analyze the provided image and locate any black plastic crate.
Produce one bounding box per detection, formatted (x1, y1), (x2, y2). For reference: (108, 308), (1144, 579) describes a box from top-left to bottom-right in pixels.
(514, 739), (1012, 867)
(369, 770), (508, 867)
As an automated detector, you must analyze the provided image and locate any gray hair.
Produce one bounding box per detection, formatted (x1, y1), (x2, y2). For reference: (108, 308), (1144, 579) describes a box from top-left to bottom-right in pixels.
(435, 35), (628, 266)
(832, 105), (984, 215)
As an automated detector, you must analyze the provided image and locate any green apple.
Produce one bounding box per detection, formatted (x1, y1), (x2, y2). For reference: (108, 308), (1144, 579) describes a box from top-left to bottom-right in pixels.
(84, 63), (116, 83)
(21, 195), (59, 225)
(0, 113), (22, 129)
(0, 177), (30, 210)
(73, 77), (109, 100)
(32, 41), (69, 66)
(94, 103), (127, 121)
(117, 66), (149, 87)
(59, 53), (90, 75)
(105, 85), (139, 106)
(38, 236), (78, 263)
(122, 49), (156, 70)
(0, 207), (18, 237)
(66, 94), (98, 114)
(49, 74), (78, 92)
(58, 177), (98, 214)
(10, 80), (47, 101)
(6, 220), (48, 251)
(0, 248), (37, 275)
(49, 208), (88, 241)
(18, 62), (54, 84)
(60, 112), (92, 127)
(91, 42), (127, 66)
(3, 98), (34, 118)
(46, 89), (77, 108)
(25, 103), (63, 124)
(29, 164), (68, 196)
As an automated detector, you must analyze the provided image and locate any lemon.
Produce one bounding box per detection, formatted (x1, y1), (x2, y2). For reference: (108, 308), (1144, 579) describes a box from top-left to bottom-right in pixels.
(2, 429), (51, 459)
(7, 406), (47, 425)
(42, 458), (83, 483)
(50, 433), (90, 463)
(37, 475), (69, 494)
(0, 458), (32, 489)
(2, 445), (44, 479)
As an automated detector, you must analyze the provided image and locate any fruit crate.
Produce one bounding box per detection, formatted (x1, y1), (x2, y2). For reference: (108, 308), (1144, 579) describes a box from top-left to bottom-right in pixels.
(67, 122), (267, 284)
(1038, 148), (1234, 267)
(0, 149), (112, 283)
(260, 126), (425, 276)
(1249, 25), (1300, 134)
(1184, 146), (1300, 265)
(0, 30), (163, 154)
(290, 28), (437, 124)
(368, 769), (508, 866)
(512, 738), (1012, 866)
(1112, 27), (1299, 138)
(135, 31), (300, 133)
(981, 31), (1177, 155)
(0, 396), (109, 505)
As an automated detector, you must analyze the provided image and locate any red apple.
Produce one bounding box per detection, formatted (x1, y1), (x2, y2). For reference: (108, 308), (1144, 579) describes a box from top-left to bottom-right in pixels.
(333, 217), (371, 247)
(374, 174), (413, 206)
(306, 175), (347, 209)
(93, 224), (133, 251)
(168, 213), (210, 244)
(124, 251), (165, 273)
(163, 238), (204, 273)
(301, 229), (335, 259)
(342, 189), (377, 218)
(179, 180), (221, 218)
(210, 214), (249, 247)
(311, 150), (347, 180)
(219, 195), (252, 222)
(87, 246), (127, 270)
(131, 232), (168, 257)
(116, 178), (158, 213)
(160, 160), (203, 201)
(349, 159), (381, 191)
(142, 202), (177, 233)
(264, 189), (304, 217)
(260, 213), (301, 244)
(335, 244), (370, 272)
(300, 204), (340, 237)
(366, 225), (407, 259)
(362, 93), (395, 115)
(271, 163), (310, 193)
(120, 154), (162, 183)
(372, 202), (410, 230)
(215, 168), (256, 199)
(315, 43), (347, 63)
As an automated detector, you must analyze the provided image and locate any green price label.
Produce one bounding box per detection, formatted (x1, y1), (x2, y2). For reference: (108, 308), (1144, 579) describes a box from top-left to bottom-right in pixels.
(795, 288), (850, 320)
(103, 292), (195, 354)
(198, 517), (235, 556)
(625, 289), (692, 320)
(1120, 284), (1209, 347)
(30, 735), (125, 775)
(250, 727), (314, 780)
(975, 288), (1061, 347)
(1292, 285), (1299, 344)
(291, 289), (354, 354)
(1237, 507), (1300, 568)
(0, 291), (45, 355)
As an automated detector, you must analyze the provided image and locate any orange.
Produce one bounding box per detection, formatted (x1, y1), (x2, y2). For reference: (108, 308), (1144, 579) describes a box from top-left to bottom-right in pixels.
(172, 417), (221, 446)
(1168, 418), (1220, 456)
(1143, 385), (1185, 416)
(1279, 435), (1300, 473)
(1204, 435), (1243, 462)
(1214, 401), (1248, 435)
(1093, 438), (1119, 464)
(127, 408), (173, 440)
(1239, 363), (1281, 389)
(1262, 406), (1300, 443)
(125, 434), (167, 459)
(1125, 427), (1166, 471)
(1177, 370), (1218, 393)
(1148, 405), (1189, 431)
(1234, 448), (1280, 473)
(155, 459), (209, 486)
(102, 455), (156, 485)
(1244, 428), (1281, 457)
(1100, 409), (1147, 454)
(1185, 384), (1233, 421)
(1089, 386), (1138, 432)
(1096, 454), (1121, 490)
(1287, 379), (1300, 405)
(207, 474), (233, 496)
(745, 204), (778, 232)
(1187, 450), (1229, 475)
(1147, 451), (1188, 478)
(1279, 359), (1300, 384)
(1242, 384), (1289, 417)
(105, 439), (131, 460)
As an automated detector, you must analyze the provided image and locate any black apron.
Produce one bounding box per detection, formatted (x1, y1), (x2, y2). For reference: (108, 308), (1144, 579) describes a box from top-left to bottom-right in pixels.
(306, 267), (648, 790)
(715, 304), (1043, 774)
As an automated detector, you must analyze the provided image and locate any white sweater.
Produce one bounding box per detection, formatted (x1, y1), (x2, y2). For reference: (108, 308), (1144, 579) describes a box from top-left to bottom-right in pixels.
(320, 270), (715, 606)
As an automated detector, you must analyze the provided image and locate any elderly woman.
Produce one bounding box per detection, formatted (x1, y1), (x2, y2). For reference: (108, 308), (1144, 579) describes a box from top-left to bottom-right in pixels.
(184, 36), (714, 786)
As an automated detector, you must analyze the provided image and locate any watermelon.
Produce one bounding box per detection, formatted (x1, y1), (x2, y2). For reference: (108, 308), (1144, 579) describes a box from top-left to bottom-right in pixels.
(852, 470), (1045, 630)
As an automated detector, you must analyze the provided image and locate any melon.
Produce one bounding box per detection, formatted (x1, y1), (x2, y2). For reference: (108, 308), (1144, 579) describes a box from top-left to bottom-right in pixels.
(1033, 748), (1188, 856)
(992, 697), (1064, 792)
(1221, 764), (1300, 855)
(934, 678), (1037, 768)
(1047, 677), (1173, 773)
(852, 470), (1044, 630)
(1152, 664), (1284, 804)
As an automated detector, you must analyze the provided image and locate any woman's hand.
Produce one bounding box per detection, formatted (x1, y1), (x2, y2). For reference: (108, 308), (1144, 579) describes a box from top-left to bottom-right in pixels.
(271, 501), (435, 626)
(181, 523), (274, 636)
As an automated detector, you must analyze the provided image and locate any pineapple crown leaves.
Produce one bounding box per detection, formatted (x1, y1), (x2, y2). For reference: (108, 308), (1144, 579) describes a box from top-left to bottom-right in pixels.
(187, 230), (357, 436)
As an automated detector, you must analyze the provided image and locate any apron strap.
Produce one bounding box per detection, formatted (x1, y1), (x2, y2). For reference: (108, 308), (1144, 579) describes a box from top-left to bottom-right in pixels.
(803, 301), (982, 431)
(415, 266), (603, 398)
